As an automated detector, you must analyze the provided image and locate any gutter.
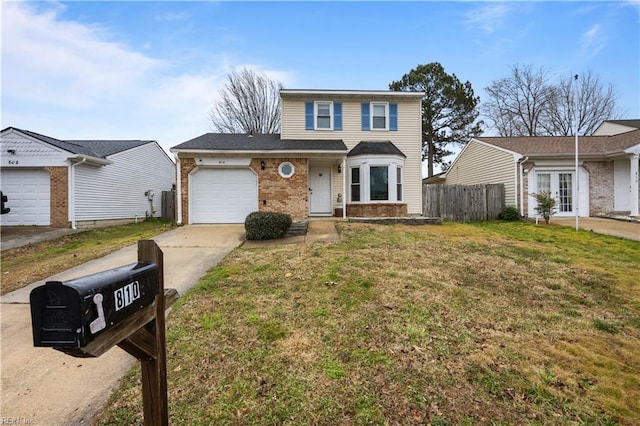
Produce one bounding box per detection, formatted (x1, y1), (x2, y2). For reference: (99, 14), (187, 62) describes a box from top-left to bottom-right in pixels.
(69, 157), (87, 229)
(518, 156), (529, 216)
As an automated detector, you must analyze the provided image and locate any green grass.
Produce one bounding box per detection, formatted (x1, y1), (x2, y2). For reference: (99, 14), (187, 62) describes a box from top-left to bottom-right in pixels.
(97, 221), (640, 425)
(1, 219), (174, 294)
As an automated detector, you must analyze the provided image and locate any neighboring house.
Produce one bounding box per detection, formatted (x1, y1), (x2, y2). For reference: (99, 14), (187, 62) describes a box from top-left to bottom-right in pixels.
(433, 125), (640, 218)
(593, 119), (640, 136)
(170, 89), (424, 224)
(0, 127), (176, 228)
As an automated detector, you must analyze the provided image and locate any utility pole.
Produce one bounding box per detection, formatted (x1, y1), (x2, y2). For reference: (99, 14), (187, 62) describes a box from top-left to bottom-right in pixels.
(574, 74), (579, 231)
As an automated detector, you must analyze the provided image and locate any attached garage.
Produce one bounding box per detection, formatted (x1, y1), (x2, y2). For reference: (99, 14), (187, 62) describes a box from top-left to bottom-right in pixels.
(190, 168), (258, 224)
(0, 168), (51, 226)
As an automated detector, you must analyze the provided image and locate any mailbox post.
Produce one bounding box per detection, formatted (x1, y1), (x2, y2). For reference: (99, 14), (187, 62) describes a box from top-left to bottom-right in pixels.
(29, 240), (176, 426)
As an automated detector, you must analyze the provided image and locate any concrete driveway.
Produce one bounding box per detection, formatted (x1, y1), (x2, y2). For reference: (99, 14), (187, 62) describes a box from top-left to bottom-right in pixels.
(0, 225), (244, 425)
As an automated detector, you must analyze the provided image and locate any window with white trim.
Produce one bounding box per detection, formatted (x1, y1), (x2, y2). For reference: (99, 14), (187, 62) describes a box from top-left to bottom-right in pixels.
(347, 156), (404, 203)
(315, 101), (332, 130)
(371, 102), (388, 130)
(396, 166), (403, 201)
(350, 167), (361, 202)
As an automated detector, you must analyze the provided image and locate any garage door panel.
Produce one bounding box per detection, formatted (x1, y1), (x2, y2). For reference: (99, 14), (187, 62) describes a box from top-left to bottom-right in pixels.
(190, 168), (257, 224)
(1, 169), (51, 226)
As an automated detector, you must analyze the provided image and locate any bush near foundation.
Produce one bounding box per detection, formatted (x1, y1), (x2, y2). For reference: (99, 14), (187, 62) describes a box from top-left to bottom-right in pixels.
(244, 211), (292, 240)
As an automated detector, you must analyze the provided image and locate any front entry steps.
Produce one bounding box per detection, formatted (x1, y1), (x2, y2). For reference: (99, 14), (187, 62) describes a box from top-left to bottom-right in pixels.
(285, 220), (309, 237)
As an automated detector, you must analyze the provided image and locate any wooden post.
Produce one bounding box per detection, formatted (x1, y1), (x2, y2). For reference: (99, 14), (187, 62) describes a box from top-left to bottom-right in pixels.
(137, 240), (169, 426)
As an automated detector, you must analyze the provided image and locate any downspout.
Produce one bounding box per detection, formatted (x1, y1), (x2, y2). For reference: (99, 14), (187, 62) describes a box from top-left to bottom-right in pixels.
(70, 157), (87, 229)
(175, 156), (182, 225)
(342, 158), (346, 219)
(518, 156), (529, 216)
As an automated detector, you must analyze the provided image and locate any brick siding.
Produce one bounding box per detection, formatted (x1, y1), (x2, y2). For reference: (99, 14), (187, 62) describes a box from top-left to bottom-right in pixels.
(179, 157), (197, 225)
(45, 166), (68, 227)
(584, 161), (614, 215)
(346, 203), (407, 217)
(253, 158), (309, 221)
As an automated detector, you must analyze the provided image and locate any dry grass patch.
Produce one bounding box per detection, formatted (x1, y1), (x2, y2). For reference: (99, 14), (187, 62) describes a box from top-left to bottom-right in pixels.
(0, 219), (173, 295)
(98, 221), (639, 425)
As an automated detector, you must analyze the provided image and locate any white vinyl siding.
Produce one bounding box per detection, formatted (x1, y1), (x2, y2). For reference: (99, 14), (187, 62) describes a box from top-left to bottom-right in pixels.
(74, 143), (175, 221)
(281, 97), (423, 215)
(445, 140), (517, 207)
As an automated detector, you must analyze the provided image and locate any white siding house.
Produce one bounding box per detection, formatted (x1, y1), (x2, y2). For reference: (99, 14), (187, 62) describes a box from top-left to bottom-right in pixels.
(1, 127), (175, 228)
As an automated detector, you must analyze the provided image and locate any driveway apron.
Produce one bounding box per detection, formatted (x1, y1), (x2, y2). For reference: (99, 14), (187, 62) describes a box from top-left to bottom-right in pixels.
(0, 225), (244, 425)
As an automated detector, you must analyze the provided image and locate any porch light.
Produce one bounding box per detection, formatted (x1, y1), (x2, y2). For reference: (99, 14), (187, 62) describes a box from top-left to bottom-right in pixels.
(260, 160), (266, 170)
(338, 164), (342, 174)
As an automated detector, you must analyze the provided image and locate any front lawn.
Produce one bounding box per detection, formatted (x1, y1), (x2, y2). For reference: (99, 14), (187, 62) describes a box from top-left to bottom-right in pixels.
(98, 222), (640, 425)
(0, 219), (174, 295)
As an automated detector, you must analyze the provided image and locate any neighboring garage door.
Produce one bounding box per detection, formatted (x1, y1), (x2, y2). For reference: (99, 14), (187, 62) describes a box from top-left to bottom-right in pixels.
(190, 168), (258, 223)
(0, 169), (51, 226)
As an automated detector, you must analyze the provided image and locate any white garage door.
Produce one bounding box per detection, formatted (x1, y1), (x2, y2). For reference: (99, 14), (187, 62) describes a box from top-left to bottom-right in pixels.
(0, 169), (51, 226)
(190, 168), (258, 224)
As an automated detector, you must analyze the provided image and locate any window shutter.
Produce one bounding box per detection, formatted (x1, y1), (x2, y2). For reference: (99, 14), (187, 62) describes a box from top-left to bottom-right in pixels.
(305, 102), (314, 130)
(361, 103), (370, 131)
(389, 103), (398, 131)
(334, 102), (342, 130)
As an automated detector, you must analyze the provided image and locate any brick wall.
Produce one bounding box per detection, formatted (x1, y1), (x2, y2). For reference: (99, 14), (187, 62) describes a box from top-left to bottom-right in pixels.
(253, 158), (309, 221)
(584, 160), (614, 215)
(179, 157), (197, 224)
(347, 203), (407, 217)
(45, 166), (68, 227)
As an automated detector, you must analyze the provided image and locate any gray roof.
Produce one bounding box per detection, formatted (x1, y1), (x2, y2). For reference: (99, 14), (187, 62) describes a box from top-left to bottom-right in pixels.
(347, 141), (406, 157)
(474, 129), (640, 156)
(603, 119), (640, 129)
(4, 127), (153, 158)
(171, 133), (348, 152)
(67, 140), (153, 157)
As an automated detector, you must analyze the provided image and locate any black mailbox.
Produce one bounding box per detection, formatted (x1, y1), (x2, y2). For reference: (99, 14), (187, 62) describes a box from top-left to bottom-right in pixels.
(30, 261), (159, 348)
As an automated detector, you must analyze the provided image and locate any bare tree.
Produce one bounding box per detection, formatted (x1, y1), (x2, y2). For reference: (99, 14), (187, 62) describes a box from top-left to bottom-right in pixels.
(210, 68), (282, 134)
(482, 64), (555, 136)
(543, 71), (618, 136)
(483, 64), (619, 137)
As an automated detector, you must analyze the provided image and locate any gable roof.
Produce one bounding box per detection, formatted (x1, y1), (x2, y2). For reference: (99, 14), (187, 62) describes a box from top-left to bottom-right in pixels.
(2, 127), (153, 158)
(602, 119), (640, 129)
(347, 141), (406, 157)
(473, 129), (640, 157)
(171, 133), (348, 153)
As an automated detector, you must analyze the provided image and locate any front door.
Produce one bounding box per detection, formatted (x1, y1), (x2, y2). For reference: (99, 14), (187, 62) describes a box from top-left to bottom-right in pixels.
(537, 172), (574, 216)
(309, 166), (331, 215)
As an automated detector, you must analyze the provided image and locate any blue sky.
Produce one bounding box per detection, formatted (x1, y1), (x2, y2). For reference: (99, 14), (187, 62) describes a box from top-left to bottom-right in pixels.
(2, 1), (639, 172)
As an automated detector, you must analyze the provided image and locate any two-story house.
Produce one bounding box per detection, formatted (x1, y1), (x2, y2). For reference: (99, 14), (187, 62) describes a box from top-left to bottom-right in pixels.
(170, 89), (424, 224)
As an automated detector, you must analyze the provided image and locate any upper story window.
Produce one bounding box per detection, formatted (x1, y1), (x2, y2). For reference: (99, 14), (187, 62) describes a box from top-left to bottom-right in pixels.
(361, 102), (398, 131)
(305, 101), (342, 131)
(316, 102), (332, 129)
(371, 103), (388, 130)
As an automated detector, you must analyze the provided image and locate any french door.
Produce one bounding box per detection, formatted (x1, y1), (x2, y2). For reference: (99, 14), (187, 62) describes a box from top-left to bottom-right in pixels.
(537, 172), (574, 215)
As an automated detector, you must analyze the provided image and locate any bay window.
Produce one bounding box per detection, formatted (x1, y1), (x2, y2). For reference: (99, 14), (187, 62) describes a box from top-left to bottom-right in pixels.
(347, 156), (404, 203)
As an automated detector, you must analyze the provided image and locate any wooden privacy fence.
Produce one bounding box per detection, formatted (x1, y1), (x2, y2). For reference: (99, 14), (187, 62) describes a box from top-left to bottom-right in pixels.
(161, 190), (175, 222)
(423, 184), (505, 222)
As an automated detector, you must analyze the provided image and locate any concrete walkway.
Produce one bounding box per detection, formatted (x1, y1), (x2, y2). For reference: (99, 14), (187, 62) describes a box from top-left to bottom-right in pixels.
(550, 217), (640, 241)
(0, 225), (245, 425)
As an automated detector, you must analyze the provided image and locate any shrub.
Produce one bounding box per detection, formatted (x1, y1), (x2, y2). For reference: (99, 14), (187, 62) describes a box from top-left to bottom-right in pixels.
(531, 191), (557, 224)
(244, 211), (292, 240)
(499, 206), (520, 221)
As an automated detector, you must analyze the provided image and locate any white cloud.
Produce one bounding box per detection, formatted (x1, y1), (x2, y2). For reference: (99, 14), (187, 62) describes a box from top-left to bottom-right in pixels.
(1, 2), (294, 154)
(464, 4), (511, 34)
(581, 24), (605, 57)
